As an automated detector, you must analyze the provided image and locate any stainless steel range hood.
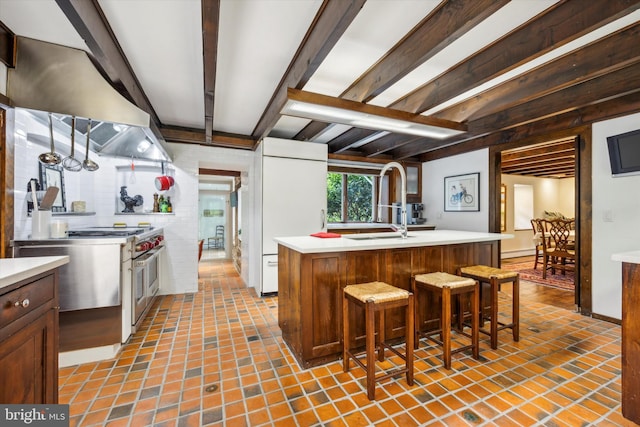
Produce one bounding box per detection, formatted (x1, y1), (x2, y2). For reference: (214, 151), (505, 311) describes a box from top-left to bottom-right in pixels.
(7, 37), (171, 162)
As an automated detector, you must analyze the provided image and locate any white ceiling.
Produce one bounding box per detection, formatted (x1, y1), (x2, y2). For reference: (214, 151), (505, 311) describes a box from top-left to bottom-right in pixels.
(2, 0), (640, 157)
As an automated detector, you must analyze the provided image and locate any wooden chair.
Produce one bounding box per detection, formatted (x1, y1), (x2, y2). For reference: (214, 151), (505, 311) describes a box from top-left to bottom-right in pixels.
(541, 218), (575, 279)
(198, 239), (204, 262)
(530, 218), (550, 270)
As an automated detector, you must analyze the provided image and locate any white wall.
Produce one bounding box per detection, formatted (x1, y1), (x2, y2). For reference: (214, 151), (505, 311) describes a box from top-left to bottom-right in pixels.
(592, 112), (640, 320)
(500, 174), (574, 257)
(422, 149), (489, 232)
(167, 142), (257, 293)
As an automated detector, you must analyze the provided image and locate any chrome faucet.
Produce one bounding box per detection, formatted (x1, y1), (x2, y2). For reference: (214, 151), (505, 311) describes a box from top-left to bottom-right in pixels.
(377, 161), (408, 239)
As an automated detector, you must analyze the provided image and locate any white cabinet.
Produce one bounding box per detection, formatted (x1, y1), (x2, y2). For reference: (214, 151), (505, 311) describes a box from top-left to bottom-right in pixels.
(260, 137), (327, 295)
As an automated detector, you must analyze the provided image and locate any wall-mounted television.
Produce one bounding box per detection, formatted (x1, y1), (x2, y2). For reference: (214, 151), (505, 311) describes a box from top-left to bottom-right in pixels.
(607, 129), (640, 176)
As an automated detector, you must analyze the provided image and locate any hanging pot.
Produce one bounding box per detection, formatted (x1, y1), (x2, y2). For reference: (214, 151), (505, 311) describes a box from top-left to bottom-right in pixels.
(155, 175), (175, 191)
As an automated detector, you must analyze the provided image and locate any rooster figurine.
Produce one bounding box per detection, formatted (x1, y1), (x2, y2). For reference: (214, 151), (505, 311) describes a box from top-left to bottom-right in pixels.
(120, 186), (144, 213)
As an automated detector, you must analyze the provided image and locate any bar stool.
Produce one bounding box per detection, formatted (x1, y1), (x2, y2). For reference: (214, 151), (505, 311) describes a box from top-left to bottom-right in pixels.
(412, 272), (479, 369)
(342, 281), (414, 400)
(458, 265), (519, 350)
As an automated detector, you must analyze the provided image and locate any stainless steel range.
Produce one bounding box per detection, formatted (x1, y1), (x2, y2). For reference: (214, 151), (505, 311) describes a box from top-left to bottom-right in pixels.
(12, 225), (165, 340)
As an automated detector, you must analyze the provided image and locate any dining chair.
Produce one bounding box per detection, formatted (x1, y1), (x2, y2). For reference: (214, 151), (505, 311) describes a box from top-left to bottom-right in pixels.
(530, 218), (549, 270)
(541, 218), (575, 279)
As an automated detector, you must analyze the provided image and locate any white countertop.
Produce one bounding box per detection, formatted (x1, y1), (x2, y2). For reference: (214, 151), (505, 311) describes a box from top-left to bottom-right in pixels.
(275, 229), (513, 254)
(0, 256), (69, 289)
(327, 223), (436, 230)
(611, 251), (640, 264)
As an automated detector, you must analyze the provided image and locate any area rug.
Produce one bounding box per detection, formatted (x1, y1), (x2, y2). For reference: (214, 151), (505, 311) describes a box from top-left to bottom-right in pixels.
(501, 260), (575, 291)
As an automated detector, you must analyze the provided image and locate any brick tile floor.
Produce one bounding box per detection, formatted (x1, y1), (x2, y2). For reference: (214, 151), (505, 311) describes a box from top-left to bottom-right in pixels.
(59, 258), (637, 426)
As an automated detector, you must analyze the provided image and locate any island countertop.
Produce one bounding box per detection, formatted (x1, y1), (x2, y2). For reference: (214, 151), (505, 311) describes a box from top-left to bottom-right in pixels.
(274, 229), (512, 254)
(0, 255), (69, 290)
(611, 250), (640, 264)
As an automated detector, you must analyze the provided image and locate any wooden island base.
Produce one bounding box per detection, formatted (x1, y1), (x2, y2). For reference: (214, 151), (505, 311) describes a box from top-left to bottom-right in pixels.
(278, 239), (499, 369)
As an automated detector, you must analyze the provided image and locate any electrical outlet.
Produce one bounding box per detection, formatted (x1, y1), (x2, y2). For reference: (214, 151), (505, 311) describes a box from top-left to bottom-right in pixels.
(603, 209), (614, 222)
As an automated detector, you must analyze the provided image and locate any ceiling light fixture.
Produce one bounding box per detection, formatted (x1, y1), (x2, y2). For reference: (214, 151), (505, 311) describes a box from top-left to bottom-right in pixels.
(282, 88), (467, 139)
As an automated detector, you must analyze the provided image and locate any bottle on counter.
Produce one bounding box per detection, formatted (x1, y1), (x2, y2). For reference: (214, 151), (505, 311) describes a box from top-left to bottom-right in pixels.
(167, 197), (172, 213)
(159, 195), (168, 213)
(153, 193), (159, 212)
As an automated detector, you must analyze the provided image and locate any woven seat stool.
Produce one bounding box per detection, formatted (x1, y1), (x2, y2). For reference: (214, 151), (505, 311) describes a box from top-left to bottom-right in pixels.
(458, 265), (519, 350)
(412, 272), (479, 369)
(342, 281), (414, 400)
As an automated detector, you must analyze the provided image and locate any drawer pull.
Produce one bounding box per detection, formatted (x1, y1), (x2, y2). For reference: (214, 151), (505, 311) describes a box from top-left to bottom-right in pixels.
(13, 299), (30, 308)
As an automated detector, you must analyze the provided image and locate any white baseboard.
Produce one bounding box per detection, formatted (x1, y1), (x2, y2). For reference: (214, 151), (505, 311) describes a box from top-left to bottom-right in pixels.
(501, 249), (535, 259)
(59, 344), (121, 368)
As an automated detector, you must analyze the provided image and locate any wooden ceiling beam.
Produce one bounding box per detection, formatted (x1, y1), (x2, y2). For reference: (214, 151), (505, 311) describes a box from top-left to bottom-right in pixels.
(252, 0), (366, 142)
(160, 126), (255, 149)
(435, 22), (640, 123)
(503, 159), (575, 172)
(55, 0), (160, 128)
(304, 0), (506, 144)
(345, 0), (640, 158)
(392, 0), (640, 114)
(501, 141), (576, 162)
(202, 0), (220, 144)
(469, 62), (640, 134)
(0, 20), (16, 67)
(415, 91), (640, 162)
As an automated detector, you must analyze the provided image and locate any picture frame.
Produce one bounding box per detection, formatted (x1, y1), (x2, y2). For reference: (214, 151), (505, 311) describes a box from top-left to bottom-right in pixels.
(39, 163), (66, 212)
(444, 173), (479, 212)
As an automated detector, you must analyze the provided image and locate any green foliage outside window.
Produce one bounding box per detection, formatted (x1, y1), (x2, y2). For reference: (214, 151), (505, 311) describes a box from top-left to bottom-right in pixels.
(327, 172), (374, 223)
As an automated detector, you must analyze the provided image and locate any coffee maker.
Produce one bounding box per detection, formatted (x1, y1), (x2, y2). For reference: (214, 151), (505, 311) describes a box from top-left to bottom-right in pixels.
(394, 203), (426, 224)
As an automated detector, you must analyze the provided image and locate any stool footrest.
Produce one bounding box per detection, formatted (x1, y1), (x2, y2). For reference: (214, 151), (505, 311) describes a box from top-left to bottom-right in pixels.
(418, 330), (475, 356)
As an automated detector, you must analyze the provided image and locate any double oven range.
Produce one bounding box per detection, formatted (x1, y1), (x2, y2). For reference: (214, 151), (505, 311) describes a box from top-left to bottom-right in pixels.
(13, 225), (166, 350)
(65, 226), (166, 334)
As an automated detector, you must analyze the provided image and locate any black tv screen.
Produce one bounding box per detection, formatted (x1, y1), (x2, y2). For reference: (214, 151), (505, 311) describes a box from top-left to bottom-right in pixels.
(607, 129), (640, 176)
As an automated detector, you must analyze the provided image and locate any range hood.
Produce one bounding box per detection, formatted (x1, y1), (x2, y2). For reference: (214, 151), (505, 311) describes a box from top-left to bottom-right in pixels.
(7, 37), (171, 162)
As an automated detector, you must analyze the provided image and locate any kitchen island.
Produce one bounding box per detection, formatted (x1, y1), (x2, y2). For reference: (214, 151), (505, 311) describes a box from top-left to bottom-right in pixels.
(275, 230), (512, 368)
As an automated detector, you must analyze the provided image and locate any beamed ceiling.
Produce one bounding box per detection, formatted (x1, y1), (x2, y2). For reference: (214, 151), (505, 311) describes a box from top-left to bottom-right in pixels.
(1, 0), (640, 176)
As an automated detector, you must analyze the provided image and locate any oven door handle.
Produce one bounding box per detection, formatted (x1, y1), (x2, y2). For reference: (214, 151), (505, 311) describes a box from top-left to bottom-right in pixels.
(134, 246), (165, 267)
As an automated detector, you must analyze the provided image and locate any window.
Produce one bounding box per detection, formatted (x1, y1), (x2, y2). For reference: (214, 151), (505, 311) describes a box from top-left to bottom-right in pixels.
(513, 184), (533, 230)
(327, 172), (375, 222)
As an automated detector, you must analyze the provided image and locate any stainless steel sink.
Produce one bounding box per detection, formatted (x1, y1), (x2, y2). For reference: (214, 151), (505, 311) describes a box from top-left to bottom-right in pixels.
(344, 234), (415, 241)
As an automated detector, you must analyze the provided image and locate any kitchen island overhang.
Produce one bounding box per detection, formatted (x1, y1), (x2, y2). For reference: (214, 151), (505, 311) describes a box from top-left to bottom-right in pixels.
(275, 230), (513, 369)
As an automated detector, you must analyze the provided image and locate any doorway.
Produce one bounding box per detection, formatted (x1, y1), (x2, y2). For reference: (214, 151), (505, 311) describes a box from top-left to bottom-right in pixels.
(198, 169), (242, 263)
(490, 129), (592, 315)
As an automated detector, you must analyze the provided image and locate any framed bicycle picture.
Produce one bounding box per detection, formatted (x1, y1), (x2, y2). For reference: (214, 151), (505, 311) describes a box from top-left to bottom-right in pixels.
(444, 173), (479, 212)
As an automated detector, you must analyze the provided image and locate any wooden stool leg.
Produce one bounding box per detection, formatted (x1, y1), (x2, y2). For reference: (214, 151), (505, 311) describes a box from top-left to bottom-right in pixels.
(478, 281), (486, 328)
(366, 300), (376, 400)
(378, 310), (385, 362)
(513, 276), (520, 342)
(343, 292), (350, 373)
(406, 293), (414, 386)
(471, 282), (479, 360)
(442, 287), (452, 369)
(490, 278), (499, 350)
(412, 278), (420, 350)
(456, 293), (464, 332)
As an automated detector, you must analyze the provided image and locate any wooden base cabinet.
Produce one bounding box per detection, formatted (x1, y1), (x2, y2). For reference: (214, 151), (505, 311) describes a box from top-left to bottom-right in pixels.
(0, 270), (59, 404)
(278, 241), (499, 368)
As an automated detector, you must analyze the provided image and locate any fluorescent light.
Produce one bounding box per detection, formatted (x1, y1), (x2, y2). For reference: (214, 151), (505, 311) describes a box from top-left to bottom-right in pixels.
(282, 88), (466, 140)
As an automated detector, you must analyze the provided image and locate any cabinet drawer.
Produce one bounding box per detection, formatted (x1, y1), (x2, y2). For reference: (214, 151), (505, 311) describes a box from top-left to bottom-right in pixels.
(0, 275), (55, 329)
